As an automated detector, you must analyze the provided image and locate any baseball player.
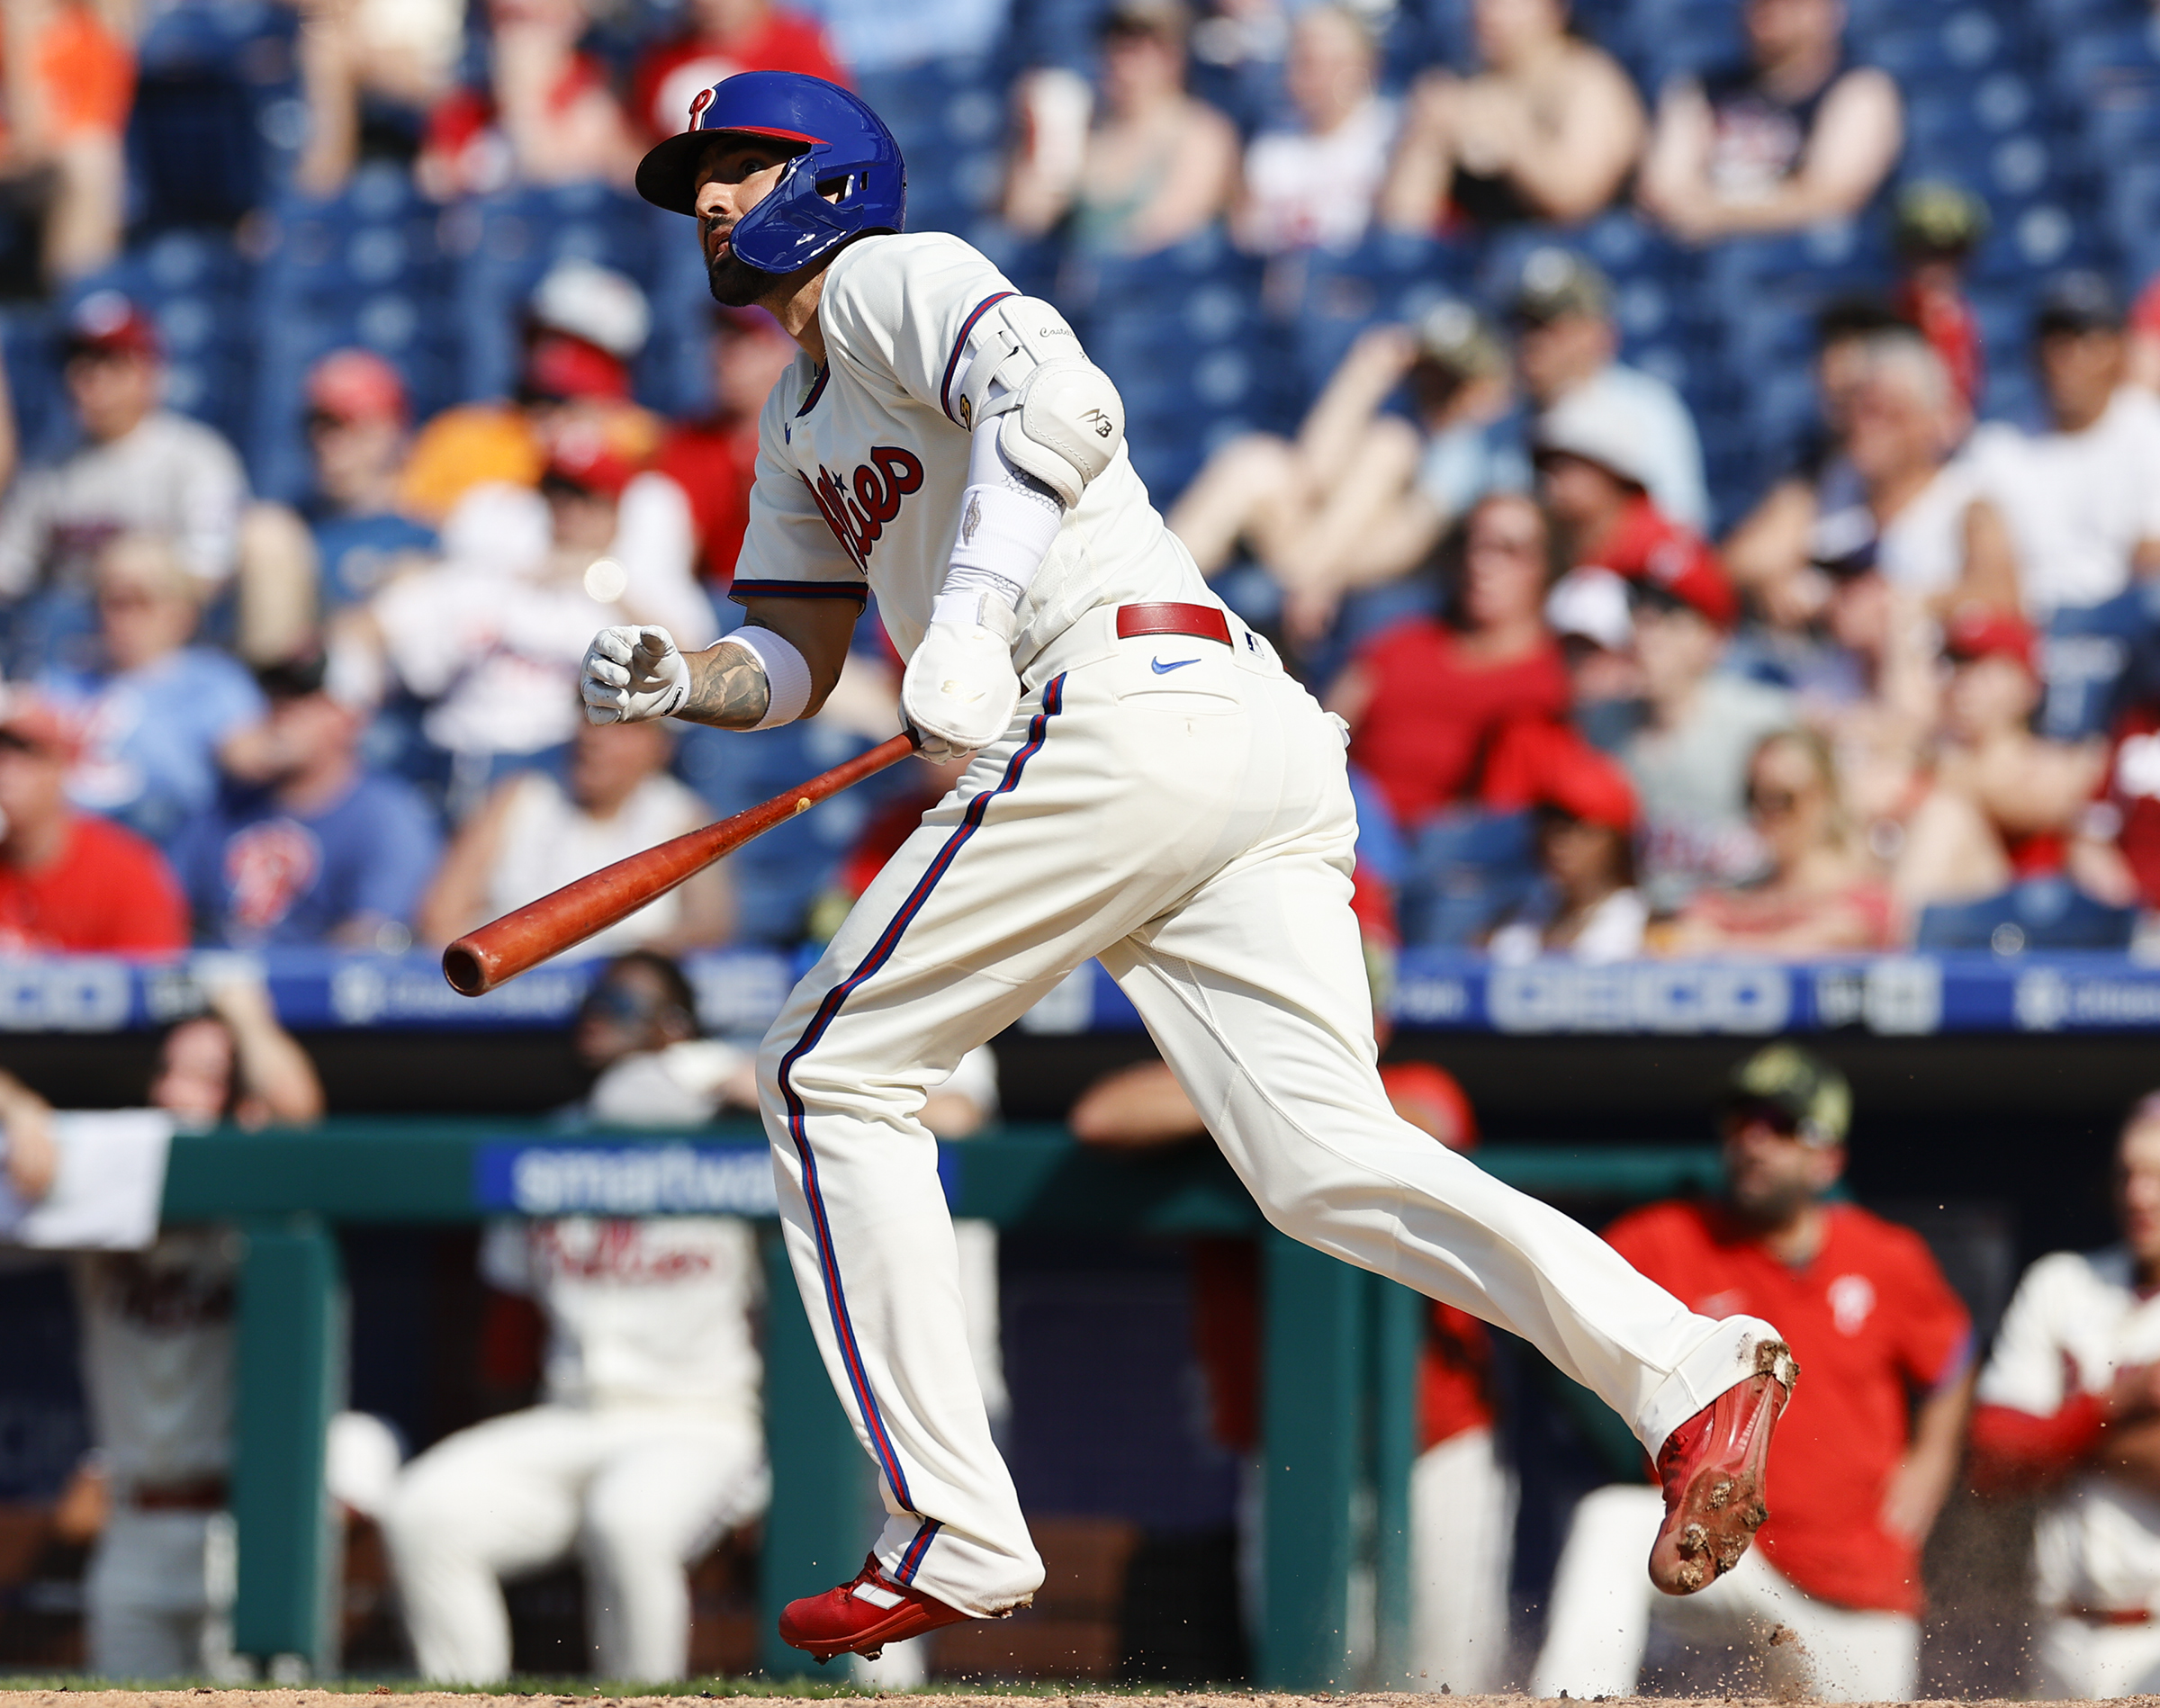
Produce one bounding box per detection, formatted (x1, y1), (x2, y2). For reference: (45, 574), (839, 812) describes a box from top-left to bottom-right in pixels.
(1967, 1091), (2160, 1697)
(1532, 1046), (1973, 1702)
(583, 69), (1798, 1663)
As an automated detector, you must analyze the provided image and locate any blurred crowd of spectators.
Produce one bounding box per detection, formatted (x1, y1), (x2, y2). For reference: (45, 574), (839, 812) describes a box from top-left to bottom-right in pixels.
(4, 0), (2160, 964)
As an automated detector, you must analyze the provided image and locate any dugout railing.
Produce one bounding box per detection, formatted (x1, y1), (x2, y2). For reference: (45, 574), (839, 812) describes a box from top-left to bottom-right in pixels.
(163, 1120), (1723, 1688)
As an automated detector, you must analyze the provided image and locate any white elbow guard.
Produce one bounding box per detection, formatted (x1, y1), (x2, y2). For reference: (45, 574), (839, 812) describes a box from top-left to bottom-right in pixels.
(954, 297), (1125, 508)
(724, 625), (812, 729)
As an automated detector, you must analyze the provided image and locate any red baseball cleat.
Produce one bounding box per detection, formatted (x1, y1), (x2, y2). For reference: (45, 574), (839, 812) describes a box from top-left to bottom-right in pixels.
(778, 1553), (973, 1662)
(1650, 1338), (1799, 1596)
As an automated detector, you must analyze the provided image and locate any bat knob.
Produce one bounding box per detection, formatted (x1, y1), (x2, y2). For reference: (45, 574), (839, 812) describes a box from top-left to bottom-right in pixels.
(796, 796), (812, 814)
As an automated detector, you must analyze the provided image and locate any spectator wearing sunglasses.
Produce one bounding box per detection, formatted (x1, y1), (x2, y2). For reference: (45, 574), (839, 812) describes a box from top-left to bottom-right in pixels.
(1534, 1045), (1974, 1702)
(1660, 728), (1894, 955)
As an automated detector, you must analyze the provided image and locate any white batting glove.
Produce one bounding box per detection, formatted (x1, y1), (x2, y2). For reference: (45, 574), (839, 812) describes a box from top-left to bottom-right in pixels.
(901, 595), (1021, 760)
(582, 625), (689, 724)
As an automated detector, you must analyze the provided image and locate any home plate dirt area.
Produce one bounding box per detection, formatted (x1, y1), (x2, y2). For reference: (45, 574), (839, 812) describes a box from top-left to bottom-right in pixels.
(0, 1691), (2115, 1708)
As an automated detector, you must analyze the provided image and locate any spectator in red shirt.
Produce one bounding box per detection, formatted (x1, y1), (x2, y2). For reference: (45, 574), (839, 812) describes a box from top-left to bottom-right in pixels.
(1327, 491), (1570, 836)
(0, 690), (186, 953)
(631, 0), (848, 141)
(1533, 1044), (1973, 1702)
(656, 307), (804, 587)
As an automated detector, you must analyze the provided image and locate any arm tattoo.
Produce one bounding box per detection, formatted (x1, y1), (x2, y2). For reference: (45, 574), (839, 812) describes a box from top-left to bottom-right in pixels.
(676, 640), (773, 730)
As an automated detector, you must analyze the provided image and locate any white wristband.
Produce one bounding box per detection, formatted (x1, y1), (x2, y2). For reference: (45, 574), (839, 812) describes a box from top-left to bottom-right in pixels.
(724, 625), (812, 729)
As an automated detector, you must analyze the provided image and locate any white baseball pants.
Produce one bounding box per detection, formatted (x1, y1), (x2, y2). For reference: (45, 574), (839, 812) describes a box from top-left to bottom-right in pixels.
(381, 1402), (767, 1682)
(86, 1506), (239, 1680)
(1532, 1483), (1920, 1702)
(757, 603), (1782, 1616)
(1409, 1426), (1516, 1693)
(2037, 1613), (2160, 1698)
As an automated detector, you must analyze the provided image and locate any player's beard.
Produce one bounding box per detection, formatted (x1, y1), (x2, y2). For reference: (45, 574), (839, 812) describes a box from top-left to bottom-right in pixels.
(706, 247), (771, 310)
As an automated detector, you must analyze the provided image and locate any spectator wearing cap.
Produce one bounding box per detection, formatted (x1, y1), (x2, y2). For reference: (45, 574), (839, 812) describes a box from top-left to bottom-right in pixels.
(1231, 5), (1396, 256)
(168, 652), (441, 951)
(1544, 563), (1645, 751)
(1378, 0), (1643, 233)
(418, 713), (731, 957)
(417, 0), (641, 201)
(367, 428), (703, 805)
(1894, 607), (2132, 921)
(1723, 296), (1912, 630)
(1661, 728), (1895, 954)
(1534, 1045), (1973, 1702)
(0, 0), (133, 287)
(1811, 331), (2019, 616)
(33, 534), (267, 850)
(1636, 0), (1901, 244)
(632, 0), (847, 145)
(1483, 719), (1647, 962)
(1890, 181), (1989, 412)
(1170, 301), (1529, 644)
(1511, 248), (1709, 530)
(1967, 275), (2160, 735)
(234, 350), (440, 668)
(1327, 492), (1570, 839)
(1002, 0), (1239, 258)
(0, 292), (248, 670)
(1534, 414), (1793, 910)
(397, 261), (715, 648)
(658, 306), (812, 587)
(0, 688), (186, 952)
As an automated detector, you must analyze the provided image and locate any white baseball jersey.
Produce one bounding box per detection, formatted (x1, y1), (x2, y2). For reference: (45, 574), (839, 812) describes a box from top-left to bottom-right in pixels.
(1976, 1245), (2160, 1612)
(73, 1227), (237, 1492)
(481, 1216), (761, 1417)
(734, 231), (1197, 659)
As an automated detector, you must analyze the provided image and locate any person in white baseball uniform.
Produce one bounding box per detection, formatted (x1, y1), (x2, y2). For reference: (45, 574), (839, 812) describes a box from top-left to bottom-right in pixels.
(1968, 1092), (2160, 1697)
(585, 67), (1801, 1663)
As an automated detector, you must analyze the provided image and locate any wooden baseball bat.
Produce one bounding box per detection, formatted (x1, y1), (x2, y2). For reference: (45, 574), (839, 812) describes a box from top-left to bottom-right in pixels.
(443, 731), (919, 997)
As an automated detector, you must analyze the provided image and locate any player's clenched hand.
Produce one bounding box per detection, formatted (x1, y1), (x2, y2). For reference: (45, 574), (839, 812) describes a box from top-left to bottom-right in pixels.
(901, 597), (1020, 760)
(583, 625), (690, 724)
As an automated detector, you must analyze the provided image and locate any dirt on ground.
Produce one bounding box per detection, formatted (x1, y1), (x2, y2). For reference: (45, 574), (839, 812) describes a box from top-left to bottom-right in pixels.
(0, 1693), (2118, 1707)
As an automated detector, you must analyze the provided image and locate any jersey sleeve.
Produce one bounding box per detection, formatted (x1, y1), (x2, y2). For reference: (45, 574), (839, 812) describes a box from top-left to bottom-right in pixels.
(1976, 1253), (2082, 1413)
(817, 235), (1028, 427)
(729, 382), (871, 605)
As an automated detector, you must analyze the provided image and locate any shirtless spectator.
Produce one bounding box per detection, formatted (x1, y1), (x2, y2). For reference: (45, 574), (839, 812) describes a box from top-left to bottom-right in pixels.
(1661, 728), (1895, 955)
(1169, 301), (1526, 641)
(1894, 607), (2130, 917)
(238, 350), (437, 667)
(1723, 296), (1909, 627)
(1483, 720), (1648, 962)
(1379, 0), (1644, 233)
(1969, 1093), (2160, 1699)
(292, 0), (466, 195)
(1232, 5), (1395, 256)
(0, 0), (133, 285)
(1812, 332), (2018, 615)
(418, 715), (731, 956)
(0, 293), (248, 670)
(631, 0), (847, 144)
(37, 534), (266, 849)
(1512, 247), (1709, 530)
(1327, 492), (1570, 841)
(0, 688), (186, 952)
(1003, 0), (1238, 257)
(1637, 0), (1900, 243)
(418, 0), (641, 200)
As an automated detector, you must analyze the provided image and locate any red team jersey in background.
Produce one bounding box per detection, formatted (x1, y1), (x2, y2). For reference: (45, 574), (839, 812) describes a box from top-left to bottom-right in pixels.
(0, 815), (187, 952)
(1604, 1200), (1971, 1616)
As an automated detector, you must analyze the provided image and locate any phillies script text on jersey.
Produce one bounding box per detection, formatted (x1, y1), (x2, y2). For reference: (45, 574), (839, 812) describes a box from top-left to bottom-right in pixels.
(800, 446), (923, 572)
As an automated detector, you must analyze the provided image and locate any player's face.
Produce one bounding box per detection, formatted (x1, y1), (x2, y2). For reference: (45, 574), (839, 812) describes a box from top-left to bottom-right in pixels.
(695, 139), (805, 308)
(2116, 1120), (2160, 1266)
(1722, 1105), (1841, 1225)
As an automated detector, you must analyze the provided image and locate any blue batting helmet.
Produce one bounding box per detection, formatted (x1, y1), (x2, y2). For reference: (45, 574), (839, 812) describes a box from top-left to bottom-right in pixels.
(634, 71), (906, 274)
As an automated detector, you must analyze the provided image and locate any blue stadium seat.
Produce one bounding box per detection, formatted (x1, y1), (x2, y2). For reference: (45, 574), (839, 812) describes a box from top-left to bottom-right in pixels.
(1397, 809), (1538, 949)
(1915, 878), (2138, 951)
